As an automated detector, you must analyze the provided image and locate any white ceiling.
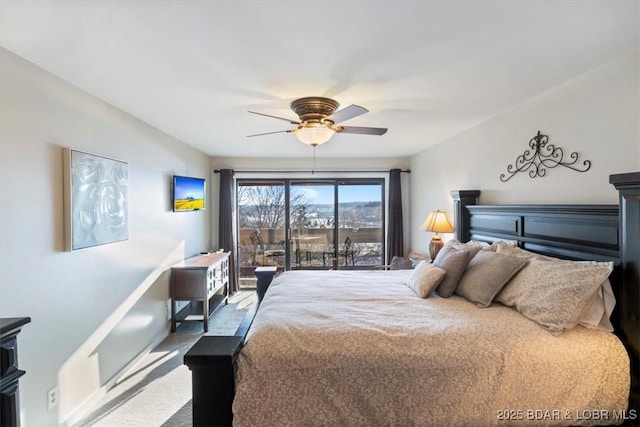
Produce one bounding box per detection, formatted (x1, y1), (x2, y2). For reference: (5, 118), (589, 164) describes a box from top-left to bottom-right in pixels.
(1, 1), (638, 158)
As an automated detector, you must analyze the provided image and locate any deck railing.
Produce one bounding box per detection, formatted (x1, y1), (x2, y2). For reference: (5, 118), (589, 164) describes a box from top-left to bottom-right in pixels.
(237, 227), (383, 279)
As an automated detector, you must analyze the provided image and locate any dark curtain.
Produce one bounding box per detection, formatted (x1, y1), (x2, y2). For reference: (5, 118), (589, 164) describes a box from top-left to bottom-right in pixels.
(387, 168), (404, 262)
(218, 169), (239, 293)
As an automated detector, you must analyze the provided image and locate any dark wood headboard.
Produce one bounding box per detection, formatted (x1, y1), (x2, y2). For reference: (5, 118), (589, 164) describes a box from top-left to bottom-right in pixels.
(452, 171), (640, 413)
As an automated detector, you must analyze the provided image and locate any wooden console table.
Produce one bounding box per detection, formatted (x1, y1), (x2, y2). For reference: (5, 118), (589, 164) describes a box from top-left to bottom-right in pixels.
(171, 252), (230, 333)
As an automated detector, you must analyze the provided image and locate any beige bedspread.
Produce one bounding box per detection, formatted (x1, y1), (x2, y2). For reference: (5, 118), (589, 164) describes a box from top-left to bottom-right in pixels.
(233, 270), (629, 426)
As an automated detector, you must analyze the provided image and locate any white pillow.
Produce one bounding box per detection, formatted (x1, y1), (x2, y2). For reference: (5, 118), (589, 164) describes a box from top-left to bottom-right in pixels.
(406, 261), (447, 298)
(577, 279), (615, 332)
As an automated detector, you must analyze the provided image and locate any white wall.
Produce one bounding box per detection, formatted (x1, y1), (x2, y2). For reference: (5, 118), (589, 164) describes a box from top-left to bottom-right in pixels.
(0, 48), (212, 426)
(409, 53), (640, 256)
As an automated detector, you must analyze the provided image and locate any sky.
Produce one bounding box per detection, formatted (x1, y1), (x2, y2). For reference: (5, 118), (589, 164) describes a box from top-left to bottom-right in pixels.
(292, 184), (381, 205)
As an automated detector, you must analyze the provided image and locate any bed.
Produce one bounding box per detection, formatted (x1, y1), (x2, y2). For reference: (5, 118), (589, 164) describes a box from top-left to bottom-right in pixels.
(184, 172), (640, 427)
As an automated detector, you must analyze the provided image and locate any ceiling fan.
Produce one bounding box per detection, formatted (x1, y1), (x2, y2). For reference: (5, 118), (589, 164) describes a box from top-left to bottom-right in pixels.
(247, 96), (388, 147)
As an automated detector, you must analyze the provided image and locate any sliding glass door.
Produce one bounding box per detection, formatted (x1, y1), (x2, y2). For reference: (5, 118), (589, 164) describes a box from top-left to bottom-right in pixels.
(236, 178), (384, 286)
(237, 182), (287, 287)
(336, 182), (384, 267)
(289, 182), (335, 269)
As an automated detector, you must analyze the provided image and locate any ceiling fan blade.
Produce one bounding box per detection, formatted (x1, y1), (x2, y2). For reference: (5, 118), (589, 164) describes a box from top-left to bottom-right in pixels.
(338, 126), (388, 136)
(329, 104), (368, 124)
(247, 130), (293, 137)
(248, 111), (300, 125)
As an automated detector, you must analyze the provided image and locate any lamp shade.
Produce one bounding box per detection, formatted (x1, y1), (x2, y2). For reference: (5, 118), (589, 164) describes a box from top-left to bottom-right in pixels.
(293, 123), (336, 146)
(421, 210), (454, 234)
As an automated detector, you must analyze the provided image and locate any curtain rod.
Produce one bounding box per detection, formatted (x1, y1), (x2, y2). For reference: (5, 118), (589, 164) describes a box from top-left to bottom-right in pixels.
(213, 169), (411, 174)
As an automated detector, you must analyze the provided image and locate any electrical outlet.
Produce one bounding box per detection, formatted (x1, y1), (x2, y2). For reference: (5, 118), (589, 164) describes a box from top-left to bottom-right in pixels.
(47, 387), (58, 410)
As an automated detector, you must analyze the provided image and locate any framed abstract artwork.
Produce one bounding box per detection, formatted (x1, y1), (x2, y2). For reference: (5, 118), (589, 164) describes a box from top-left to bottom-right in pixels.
(63, 148), (129, 251)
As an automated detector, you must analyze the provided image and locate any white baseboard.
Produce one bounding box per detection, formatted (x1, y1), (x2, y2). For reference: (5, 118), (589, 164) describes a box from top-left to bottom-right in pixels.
(59, 326), (171, 427)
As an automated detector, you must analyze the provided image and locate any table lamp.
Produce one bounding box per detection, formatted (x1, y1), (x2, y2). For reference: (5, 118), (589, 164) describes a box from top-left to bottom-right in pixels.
(421, 210), (454, 260)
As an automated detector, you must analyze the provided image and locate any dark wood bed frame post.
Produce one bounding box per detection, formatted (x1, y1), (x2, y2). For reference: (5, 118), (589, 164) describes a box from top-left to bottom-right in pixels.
(184, 290), (262, 426)
(610, 171), (640, 412)
(450, 190), (481, 242)
(184, 336), (243, 426)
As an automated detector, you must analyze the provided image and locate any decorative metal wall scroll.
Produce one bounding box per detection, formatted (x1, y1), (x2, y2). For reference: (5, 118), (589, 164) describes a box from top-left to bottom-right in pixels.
(499, 131), (591, 182)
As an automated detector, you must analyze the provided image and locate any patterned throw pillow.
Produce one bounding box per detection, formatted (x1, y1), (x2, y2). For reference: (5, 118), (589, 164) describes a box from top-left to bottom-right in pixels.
(406, 261), (447, 298)
(494, 241), (560, 262)
(495, 258), (613, 335)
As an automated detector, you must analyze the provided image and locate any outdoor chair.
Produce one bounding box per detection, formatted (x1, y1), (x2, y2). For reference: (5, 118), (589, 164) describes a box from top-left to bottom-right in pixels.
(249, 230), (285, 266)
(323, 236), (356, 266)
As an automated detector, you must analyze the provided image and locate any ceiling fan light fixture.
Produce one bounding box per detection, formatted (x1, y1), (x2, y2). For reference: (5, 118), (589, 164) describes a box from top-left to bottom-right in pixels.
(293, 122), (335, 146)
(248, 96), (387, 144)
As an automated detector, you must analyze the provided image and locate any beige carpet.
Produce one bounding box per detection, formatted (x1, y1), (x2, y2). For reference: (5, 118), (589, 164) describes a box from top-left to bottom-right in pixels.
(72, 290), (256, 427)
